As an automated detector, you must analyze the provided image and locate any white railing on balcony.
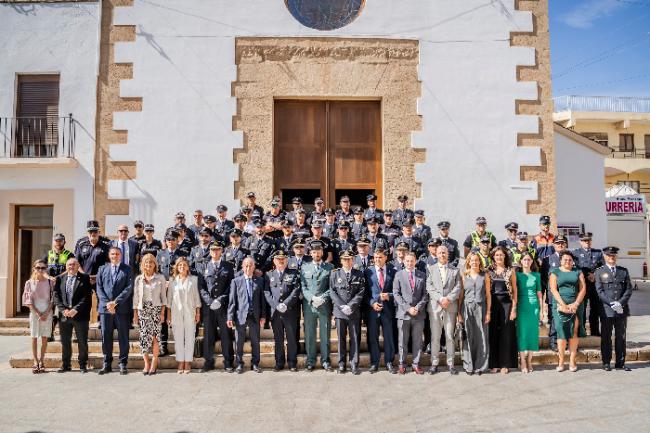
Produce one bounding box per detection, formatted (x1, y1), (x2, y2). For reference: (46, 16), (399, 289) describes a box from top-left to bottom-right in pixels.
(0, 115), (75, 158)
(553, 95), (650, 113)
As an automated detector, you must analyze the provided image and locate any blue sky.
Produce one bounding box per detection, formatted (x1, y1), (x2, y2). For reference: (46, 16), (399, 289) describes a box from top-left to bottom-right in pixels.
(550, 0), (650, 97)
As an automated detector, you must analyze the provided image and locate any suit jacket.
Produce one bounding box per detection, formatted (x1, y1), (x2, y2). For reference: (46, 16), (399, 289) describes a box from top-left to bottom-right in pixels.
(393, 268), (428, 320)
(365, 265), (396, 319)
(200, 260), (235, 310)
(329, 268), (365, 320)
(595, 265), (633, 318)
(96, 263), (133, 314)
(110, 239), (139, 271)
(53, 272), (92, 321)
(426, 263), (462, 313)
(300, 261), (334, 314)
(227, 275), (266, 325)
(287, 255), (312, 271)
(132, 273), (167, 309)
(264, 268), (301, 319)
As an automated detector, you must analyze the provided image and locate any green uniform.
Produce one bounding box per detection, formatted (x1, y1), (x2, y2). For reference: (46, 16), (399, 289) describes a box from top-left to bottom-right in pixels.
(300, 261), (334, 366)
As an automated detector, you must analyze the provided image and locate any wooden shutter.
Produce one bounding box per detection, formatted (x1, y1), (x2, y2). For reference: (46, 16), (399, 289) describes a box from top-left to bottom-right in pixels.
(15, 75), (60, 156)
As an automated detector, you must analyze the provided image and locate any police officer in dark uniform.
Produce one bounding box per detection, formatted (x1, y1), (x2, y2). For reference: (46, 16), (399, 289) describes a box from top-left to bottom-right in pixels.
(278, 220), (297, 253)
(330, 248), (365, 375)
(288, 238), (312, 270)
(392, 195), (414, 227)
(173, 224), (193, 256)
(244, 221), (277, 275)
(413, 210), (432, 244)
(595, 246), (633, 371)
(75, 220), (110, 288)
(391, 241), (410, 271)
(321, 208), (338, 239)
(498, 222), (519, 249)
(305, 221), (334, 263)
(392, 218), (424, 259)
(335, 196), (354, 225)
(418, 238), (441, 269)
(353, 235), (374, 271)
(286, 197), (305, 226)
(365, 217), (390, 252)
(245, 192), (265, 223)
(263, 197), (286, 239)
(540, 235), (569, 351)
(351, 207), (367, 241)
(292, 209), (311, 239)
(380, 210), (402, 249)
(307, 197), (327, 226)
(173, 212), (196, 246)
(74, 220), (110, 252)
(363, 194), (384, 224)
(129, 220), (146, 249)
(437, 221), (460, 267)
(189, 227), (213, 276)
(139, 224), (163, 258)
(223, 229), (249, 272)
(157, 230), (188, 356)
(187, 211), (204, 240)
(330, 221), (355, 267)
(214, 205), (234, 239)
(231, 214), (251, 244)
(573, 232), (604, 336)
(264, 249), (302, 372)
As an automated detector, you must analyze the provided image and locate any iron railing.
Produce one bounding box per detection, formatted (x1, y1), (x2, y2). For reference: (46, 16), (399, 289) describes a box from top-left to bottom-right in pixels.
(0, 114), (75, 158)
(554, 95), (650, 113)
(609, 149), (650, 159)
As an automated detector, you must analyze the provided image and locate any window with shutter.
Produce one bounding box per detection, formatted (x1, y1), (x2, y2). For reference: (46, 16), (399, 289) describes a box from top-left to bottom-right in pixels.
(15, 75), (60, 157)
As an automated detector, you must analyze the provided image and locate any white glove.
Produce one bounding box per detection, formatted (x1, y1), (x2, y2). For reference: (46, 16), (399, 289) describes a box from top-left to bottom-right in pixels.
(610, 302), (623, 314)
(340, 305), (353, 316)
(276, 303), (287, 313)
(210, 300), (221, 310)
(312, 296), (324, 308)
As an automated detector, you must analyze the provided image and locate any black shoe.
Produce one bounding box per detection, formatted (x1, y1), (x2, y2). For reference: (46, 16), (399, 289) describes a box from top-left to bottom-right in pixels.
(252, 365), (262, 373)
(550, 342), (558, 352)
(98, 366), (112, 375)
(616, 365), (632, 372)
(428, 366), (439, 375)
(351, 366), (360, 375)
(322, 362), (332, 372)
(57, 366), (71, 373)
(305, 364), (314, 372)
(119, 366), (128, 375)
(603, 364), (612, 371)
(225, 366), (234, 373)
(337, 365), (346, 374)
(386, 363), (396, 374)
(466, 370), (474, 376)
(369, 365), (378, 374)
(449, 366), (459, 375)
(273, 364), (284, 372)
(200, 365), (214, 373)
(79, 366), (88, 374)
(477, 371), (482, 376)
(236, 365), (244, 374)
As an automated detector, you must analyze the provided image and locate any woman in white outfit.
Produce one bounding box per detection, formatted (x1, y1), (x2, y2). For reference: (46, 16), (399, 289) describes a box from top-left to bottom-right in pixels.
(22, 259), (54, 373)
(166, 257), (201, 374)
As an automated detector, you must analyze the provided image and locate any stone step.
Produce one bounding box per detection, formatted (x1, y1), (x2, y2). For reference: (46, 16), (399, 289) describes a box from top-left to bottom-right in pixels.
(9, 346), (650, 370)
(0, 318), (30, 328)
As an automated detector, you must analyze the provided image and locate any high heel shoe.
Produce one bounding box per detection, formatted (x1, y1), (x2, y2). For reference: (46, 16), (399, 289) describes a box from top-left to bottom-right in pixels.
(569, 365), (578, 372)
(556, 365), (565, 372)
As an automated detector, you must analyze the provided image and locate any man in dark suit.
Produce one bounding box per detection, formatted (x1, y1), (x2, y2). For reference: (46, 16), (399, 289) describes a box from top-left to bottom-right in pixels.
(53, 258), (92, 373)
(227, 257), (266, 373)
(595, 246), (633, 371)
(365, 248), (397, 374)
(110, 224), (140, 273)
(96, 247), (133, 375)
(199, 241), (235, 373)
(393, 251), (428, 375)
(264, 250), (301, 372)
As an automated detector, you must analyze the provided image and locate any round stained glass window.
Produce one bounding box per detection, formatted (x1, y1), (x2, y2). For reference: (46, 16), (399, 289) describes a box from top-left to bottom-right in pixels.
(285, 0), (365, 31)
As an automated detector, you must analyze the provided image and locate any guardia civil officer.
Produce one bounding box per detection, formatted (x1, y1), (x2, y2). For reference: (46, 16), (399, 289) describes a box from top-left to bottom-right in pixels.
(573, 232), (604, 336)
(498, 222), (519, 249)
(264, 250), (301, 372)
(330, 248), (365, 375)
(595, 247), (633, 371)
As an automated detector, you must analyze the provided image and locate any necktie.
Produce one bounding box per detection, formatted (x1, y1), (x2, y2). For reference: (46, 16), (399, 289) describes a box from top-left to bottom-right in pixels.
(409, 271), (415, 290)
(246, 278), (253, 305)
(112, 265), (118, 284)
(440, 265), (447, 282)
(610, 266), (616, 276)
(378, 268), (384, 289)
(346, 272), (351, 282)
(66, 275), (74, 305)
(120, 242), (126, 265)
(362, 258), (366, 268)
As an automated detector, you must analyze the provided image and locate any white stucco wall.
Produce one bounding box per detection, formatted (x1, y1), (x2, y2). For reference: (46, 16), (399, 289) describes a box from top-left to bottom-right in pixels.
(555, 132), (607, 247)
(0, 1), (100, 241)
(107, 0), (541, 238)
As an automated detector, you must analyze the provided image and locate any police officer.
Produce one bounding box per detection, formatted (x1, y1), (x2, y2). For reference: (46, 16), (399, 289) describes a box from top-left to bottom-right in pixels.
(498, 222), (519, 249)
(173, 212), (196, 246)
(292, 209), (311, 239)
(286, 197), (305, 225)
(215, 205), (234, 239)
(392, 218), (424, 259)
(44, 233), (75, 341)
(75, 220), (110, 288)
(353, 235), (374, 271)
(413, 210), (432, 244)
(363, 194), (384, 224)
(595, 246), (633, 371)
(330, 248), (365, 375)
(391, 241), (410, 271)
(307, 197), (327, 226)
(244, 221), (277, 275)
(510, 232), (536, 267)
(203, 214), (219, 237)
(335, 196), (354, 225)
(540, 235), (569, 352)
(264, 249), (301, 372)
(381, 210), (402, 248)
(351, 207), (367, 241)
(288, 238), (312, 270)
(321, 208), (338, 239)
(278, 220), (296, 254)
(532, 215), (556, 262)
(365, 217), (390, 252)
(263, 197), (286, 239)
(198, 241), (235, 372)
(305, 221), (334, 263)
(139, 224), (163, 258)
(392, 195), (414, 227)
(223, 229), (249, 272)
(476, 236), (492, 269)
(463, 216), (497, 256)
(245, 192), (265, 223)
(129, 220), (146, 249)
(418, 238), (441, 269)
(437, 221), (460, 267)
(574, 233), (604, 336)
(232, 214), (252, 242)
(189, 227), (213, 276)
(330, 221), (355, 268)
(188, 210), (204, 239)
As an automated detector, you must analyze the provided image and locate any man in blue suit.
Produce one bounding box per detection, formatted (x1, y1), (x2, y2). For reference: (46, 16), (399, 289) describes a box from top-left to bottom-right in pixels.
(96, 247), (133, 375)
(110, 224), (140, 273)
(365, 248), (397, 374)
(227, 257), (266, 373)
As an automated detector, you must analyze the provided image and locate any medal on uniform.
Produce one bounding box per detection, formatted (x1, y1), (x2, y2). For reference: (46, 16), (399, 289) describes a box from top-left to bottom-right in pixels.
(204, 269), (209, 276)
(337, 278), (342, 284)
(270, 277), (275, 283)
(284, 275), (292, 282)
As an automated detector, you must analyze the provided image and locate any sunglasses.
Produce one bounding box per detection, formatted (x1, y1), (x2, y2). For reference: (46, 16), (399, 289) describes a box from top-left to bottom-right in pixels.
(118, 229), (129, 233)
(35, 266), (47, 270)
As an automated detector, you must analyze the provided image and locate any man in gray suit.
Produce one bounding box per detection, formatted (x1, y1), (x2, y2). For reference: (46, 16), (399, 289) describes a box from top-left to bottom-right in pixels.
(426, 244), (462, 375)
(227, 257), (266, 373)
(393, 251), (428, 375)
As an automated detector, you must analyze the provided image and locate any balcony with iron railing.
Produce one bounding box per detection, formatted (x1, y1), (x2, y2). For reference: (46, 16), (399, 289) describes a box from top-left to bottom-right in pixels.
(0, 114), (76, 159)
(609, 149), (650, 159)
(554, 95), (650, 113)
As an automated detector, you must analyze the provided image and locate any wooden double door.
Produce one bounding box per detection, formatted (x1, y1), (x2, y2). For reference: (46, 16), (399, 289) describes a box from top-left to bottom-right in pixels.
(274, 100), (382, 209)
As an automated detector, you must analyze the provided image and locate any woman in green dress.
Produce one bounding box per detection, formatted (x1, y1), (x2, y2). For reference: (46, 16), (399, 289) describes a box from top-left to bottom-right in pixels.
(516, 252), (543, 373)
(549, 251), (587, 372)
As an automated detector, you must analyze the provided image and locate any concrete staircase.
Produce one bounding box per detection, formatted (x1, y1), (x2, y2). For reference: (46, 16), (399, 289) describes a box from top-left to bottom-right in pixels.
(4, 318), (650, 370)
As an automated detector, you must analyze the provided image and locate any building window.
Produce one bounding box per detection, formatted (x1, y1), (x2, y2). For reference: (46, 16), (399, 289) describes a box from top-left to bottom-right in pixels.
(15, 74), (60, 157)
(619, 134), (634, 152)
(582, 132), (608, 147)
(617, 180), (640, 193)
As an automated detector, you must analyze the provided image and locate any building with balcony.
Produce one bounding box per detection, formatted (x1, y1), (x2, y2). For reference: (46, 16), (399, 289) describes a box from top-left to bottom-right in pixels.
(553, 95), (650, 201)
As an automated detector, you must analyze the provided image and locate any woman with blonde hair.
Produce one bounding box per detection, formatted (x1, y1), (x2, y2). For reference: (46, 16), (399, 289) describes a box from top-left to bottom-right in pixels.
(166, 257), (202, 374)
(22, 259), (54, 373)
(458, 252), (491, 375)
(133, 253), (167, 375)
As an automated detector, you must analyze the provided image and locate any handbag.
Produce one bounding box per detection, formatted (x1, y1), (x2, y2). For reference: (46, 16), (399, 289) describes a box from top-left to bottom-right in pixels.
(194, 336), (204, 358)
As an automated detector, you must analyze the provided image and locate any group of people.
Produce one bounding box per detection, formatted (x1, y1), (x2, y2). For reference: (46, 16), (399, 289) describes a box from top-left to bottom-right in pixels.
(22, 192), (633, 375)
